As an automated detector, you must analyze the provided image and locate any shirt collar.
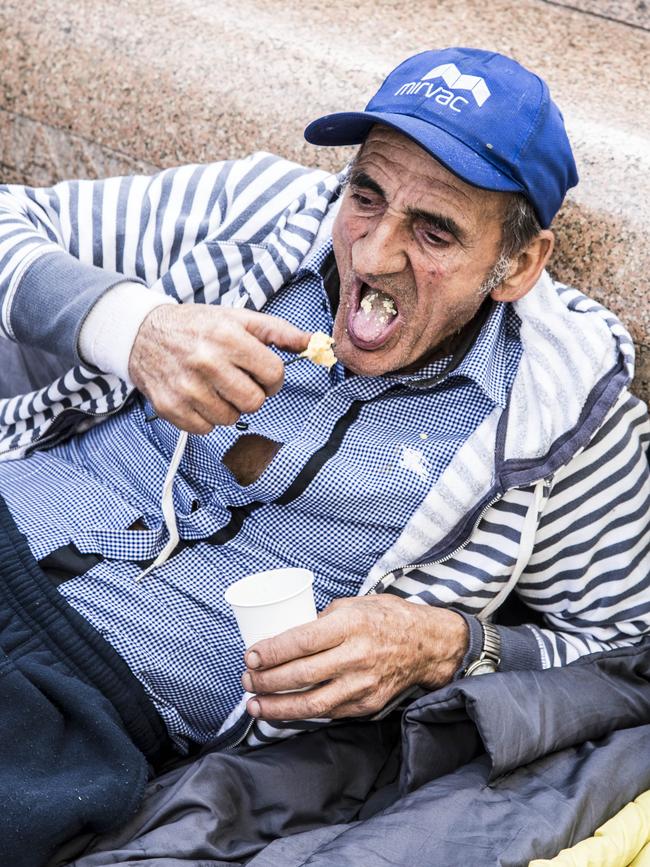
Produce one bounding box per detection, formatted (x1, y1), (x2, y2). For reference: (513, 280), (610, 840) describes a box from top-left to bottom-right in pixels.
(299, 236), (335, 279)
(393, 301), (511, 408)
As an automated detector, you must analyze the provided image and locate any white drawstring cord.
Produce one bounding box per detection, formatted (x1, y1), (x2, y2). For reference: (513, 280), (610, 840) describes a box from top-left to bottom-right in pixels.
(478, 478), (547, 621)
(138, 429), (188, 579)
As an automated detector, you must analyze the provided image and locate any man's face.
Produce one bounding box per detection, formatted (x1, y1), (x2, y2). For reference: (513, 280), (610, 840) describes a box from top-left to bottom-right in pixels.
(331, 126), (510, 376)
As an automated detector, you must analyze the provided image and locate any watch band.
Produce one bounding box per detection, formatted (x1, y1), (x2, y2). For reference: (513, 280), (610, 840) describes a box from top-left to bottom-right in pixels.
(464, 621), (501, 676)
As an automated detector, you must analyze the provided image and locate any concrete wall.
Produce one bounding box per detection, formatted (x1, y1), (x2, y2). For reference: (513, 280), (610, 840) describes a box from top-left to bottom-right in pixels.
(1, 0), (648, 400)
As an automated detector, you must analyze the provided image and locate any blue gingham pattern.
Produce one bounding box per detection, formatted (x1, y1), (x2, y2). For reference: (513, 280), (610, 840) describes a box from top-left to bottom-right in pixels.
(0, 239), (522, 747)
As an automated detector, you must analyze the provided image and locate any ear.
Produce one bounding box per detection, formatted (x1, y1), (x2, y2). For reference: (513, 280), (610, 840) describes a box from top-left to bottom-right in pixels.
(490, 230), (555, 303)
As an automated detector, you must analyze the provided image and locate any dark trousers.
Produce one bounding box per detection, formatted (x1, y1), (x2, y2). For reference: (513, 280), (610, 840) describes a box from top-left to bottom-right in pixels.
(0, 498), (171, 867)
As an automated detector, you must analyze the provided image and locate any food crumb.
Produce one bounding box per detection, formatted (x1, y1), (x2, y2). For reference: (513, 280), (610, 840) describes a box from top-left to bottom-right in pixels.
(360, 291), (397, 318)
(360, 292), (377, 314)
(301, 332), (337, 368)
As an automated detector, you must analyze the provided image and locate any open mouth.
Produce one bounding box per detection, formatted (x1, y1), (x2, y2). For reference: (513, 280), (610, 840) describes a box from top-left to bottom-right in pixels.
(346, 280), (401, 350)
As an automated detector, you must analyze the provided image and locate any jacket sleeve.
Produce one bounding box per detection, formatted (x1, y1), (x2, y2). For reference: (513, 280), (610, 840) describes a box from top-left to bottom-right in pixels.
(0, 153), (297, 368)
(404, 387), (650, 674)
(496, 388), (650, 668)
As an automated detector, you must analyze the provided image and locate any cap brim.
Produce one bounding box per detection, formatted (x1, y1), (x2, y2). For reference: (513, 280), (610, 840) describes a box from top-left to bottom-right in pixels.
(304, 110), (523, 195)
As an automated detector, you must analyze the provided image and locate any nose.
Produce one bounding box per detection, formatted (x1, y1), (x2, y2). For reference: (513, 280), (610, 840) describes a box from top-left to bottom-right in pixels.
(352, 211), (408, 278)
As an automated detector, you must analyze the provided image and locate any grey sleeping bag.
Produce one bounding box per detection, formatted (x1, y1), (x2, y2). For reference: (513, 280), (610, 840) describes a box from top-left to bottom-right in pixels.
(61, 640), (650, 867)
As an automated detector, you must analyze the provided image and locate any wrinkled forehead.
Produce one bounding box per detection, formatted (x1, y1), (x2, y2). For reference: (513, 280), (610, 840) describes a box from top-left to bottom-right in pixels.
(353, 125), (509, 223)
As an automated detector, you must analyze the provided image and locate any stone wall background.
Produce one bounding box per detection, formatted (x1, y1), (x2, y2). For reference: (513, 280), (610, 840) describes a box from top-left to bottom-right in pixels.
(1, 0), (648, 401)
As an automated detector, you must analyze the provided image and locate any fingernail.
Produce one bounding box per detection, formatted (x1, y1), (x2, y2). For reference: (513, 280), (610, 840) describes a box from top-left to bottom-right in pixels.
(246, 650), (261, 669)
(242, 671), (253, 692)
(248, 699), (261, 718)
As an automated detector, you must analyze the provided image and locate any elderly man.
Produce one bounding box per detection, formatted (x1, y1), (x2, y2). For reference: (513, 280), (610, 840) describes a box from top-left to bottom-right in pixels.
(0, 47), (649, 864)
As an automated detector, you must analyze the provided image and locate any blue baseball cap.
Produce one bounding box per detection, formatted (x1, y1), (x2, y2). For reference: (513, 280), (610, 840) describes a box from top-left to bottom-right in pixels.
(304, 48), (578, 228)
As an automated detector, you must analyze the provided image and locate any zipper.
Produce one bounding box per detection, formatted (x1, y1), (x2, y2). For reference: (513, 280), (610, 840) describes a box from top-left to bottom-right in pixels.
(201, 712), (256, 754)
(1, 403), (122, 458)
(366, 491), (504, 595)
(222, 715), (255, 751)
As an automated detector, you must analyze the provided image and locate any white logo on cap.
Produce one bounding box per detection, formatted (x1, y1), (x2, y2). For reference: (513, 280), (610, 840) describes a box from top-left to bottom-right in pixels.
(394, 63), (491, 112)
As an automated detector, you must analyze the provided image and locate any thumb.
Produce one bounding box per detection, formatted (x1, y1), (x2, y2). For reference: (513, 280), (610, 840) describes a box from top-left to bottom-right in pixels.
(240, 310), (311, 353)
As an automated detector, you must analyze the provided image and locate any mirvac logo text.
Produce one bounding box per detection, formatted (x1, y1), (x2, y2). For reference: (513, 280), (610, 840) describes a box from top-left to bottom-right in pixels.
(395, 63), (491, 113)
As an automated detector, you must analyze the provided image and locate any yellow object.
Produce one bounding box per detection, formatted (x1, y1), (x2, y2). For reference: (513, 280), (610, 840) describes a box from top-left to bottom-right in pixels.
(630, 840), (650, 866)
(301, 332), (337, 368)
(529, 790), (650, 867)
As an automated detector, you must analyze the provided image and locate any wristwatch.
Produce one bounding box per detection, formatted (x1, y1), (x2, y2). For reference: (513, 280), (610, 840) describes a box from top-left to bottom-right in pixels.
(464, 621), (501, 676)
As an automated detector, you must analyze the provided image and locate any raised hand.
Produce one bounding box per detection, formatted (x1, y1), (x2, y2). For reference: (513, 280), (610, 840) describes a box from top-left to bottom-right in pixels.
(128, 305), (311, 433)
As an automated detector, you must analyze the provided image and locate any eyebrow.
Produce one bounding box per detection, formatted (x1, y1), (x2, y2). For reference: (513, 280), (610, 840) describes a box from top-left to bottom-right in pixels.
(348, 169), (385, 198)
(348, 169), (467, 244)
(406, 207), (466, 244)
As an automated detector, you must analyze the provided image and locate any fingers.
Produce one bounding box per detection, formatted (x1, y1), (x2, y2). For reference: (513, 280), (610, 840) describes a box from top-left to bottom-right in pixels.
(243, 646), (343, 694)
(242, 606), (387, 721)
(216, 328), (286, 398)
(128, 305), (312, 433)
(245, 614), (345, 672)
(240, 310), (311, 354)
(245, 672), (389, 721)
(158, 392), (242, 434)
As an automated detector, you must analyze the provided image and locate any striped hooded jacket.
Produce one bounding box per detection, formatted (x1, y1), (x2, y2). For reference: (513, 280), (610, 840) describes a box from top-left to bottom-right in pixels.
(0, 152), (649, 747)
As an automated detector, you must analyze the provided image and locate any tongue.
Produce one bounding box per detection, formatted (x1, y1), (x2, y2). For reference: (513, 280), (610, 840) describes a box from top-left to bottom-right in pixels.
(349, 288), (398, 344)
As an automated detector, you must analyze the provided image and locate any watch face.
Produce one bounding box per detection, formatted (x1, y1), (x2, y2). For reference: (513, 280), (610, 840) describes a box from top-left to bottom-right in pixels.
(466, 659), (498, 676)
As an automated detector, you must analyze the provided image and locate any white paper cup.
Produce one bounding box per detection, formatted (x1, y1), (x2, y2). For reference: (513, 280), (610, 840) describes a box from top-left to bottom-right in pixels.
(224, 567), (317, 648)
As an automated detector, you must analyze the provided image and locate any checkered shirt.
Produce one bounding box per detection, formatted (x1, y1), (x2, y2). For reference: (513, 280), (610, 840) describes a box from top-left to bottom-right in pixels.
(0, 240), (523, 748)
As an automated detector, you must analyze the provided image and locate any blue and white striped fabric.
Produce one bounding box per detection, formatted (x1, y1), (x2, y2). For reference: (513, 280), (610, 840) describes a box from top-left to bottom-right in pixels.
(0, 153), (649, 751)
(0, 154), (339, 456)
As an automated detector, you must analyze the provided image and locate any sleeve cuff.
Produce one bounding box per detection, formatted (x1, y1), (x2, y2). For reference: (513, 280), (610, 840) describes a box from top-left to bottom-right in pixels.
(453, 611), (484, 679)
(452, 612), (543, 678)
(496, 623), (543, 670)
(78, 281), (178, 383)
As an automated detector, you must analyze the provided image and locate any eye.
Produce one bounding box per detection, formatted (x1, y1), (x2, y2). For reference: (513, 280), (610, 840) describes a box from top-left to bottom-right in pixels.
(421, 228), (451, 248)
(350, 190), (380, 210)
